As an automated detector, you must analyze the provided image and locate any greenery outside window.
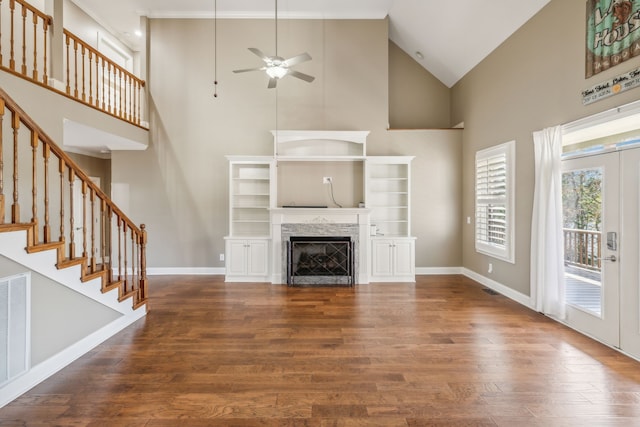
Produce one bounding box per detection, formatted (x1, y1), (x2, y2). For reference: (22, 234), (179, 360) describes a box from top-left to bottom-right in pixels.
(475, 140), (515, 263)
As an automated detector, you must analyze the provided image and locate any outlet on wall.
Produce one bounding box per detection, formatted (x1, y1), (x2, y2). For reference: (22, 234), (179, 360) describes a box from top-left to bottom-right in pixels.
(219, 253), (225, 262)
(488, 263), (493, 273)
(323, 176), (332, 184)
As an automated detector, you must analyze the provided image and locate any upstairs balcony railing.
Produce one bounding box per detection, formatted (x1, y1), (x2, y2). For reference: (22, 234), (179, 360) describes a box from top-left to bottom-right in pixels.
(563, 228), (601, 271)
(0, 0), (146, 127)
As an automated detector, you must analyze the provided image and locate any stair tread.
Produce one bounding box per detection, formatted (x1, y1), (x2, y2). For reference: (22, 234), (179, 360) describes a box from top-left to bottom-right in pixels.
(27, 241), (64, 254)
(118, 288), (138, 302)
(0, 222), (35, 232)
(57, 257), (87, 269)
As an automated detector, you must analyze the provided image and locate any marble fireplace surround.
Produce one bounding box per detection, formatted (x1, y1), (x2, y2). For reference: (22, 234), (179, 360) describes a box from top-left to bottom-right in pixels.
(270, 208), (371, 284)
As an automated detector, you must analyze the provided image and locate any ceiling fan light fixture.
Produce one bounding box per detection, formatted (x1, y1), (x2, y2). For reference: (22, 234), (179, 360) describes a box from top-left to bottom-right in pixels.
(266, 65), (288, 79)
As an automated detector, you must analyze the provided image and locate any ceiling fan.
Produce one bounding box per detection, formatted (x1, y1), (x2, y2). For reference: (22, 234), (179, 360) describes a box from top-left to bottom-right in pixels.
(232, 0), (315, 89)
(233, 48), (315, 89)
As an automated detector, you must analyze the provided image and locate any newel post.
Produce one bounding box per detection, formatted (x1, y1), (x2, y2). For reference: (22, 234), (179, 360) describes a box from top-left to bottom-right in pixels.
(139, 223), (148, 302)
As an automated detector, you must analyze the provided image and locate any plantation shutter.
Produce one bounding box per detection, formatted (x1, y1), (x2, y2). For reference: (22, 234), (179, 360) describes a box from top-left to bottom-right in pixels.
(475, 141), (514, 262)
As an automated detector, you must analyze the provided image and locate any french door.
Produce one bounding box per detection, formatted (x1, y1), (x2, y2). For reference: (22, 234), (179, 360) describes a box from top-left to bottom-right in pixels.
(620, 149), (640, 359)
(562, 149), (640, 360)
(562, 152), (619, 348)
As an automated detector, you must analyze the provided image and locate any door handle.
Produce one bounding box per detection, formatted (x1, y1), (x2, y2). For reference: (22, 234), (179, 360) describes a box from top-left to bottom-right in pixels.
(604, 255), (617, 262)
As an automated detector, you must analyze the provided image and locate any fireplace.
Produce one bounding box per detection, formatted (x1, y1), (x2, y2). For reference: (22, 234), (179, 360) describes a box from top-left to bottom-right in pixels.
(287, 236), (354, 286)
(270, 207), (370, 284)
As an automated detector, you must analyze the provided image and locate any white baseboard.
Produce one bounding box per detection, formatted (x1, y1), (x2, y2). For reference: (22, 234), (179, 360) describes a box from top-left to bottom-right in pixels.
(0, 307), (146, 408)
(416, 267), (464, 275)
(461, 267), (533, 309)
(147, 267), (225, 275)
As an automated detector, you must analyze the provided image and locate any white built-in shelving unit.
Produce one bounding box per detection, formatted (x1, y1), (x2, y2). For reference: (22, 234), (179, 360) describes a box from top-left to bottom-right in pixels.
(224, 131), (415, 283)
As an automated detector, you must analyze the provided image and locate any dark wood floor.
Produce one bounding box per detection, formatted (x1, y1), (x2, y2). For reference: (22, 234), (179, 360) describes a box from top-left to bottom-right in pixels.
(2, 275), (640, 426)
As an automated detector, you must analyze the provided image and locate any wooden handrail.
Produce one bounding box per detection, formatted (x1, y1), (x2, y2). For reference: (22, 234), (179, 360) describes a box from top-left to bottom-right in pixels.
(0, 86), (148, 309)
(10, 0), (51, 24)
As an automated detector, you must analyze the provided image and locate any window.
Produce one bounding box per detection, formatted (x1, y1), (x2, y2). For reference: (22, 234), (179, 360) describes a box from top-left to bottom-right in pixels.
(475, 141), (515, 263)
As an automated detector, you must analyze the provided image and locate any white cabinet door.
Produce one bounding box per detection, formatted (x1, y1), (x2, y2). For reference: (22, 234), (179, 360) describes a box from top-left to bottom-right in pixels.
(227, 240), (249, 276)
(393, 239), (415, 277)
(371, 239), (394, 277)
(370, 238), (415, 282)
(247, 240), (269, 277)
(225, 239), (270, 281)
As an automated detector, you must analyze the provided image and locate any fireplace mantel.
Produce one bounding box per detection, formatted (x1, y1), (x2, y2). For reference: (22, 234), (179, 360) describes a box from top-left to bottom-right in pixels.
(270, 208), (371, 284)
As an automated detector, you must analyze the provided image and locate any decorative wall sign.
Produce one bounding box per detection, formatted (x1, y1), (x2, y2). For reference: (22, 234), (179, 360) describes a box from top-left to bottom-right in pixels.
(582, 65), (640, 104)
(586, 0), (640, 78)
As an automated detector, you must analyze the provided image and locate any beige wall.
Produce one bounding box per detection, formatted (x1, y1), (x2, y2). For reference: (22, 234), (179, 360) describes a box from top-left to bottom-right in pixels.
(67, 153), (111, 196)
(389, 130), (462, 267)
(112, 18), (390, 268)
(0, 256), (120, 365)
(388, 41), (451, 129)
(452, 0), (640, 295)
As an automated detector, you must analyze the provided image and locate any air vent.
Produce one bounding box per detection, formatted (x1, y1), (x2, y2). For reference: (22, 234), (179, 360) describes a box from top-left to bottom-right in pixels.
(0, 273), (31, 387)
(482, 288), (499, 296)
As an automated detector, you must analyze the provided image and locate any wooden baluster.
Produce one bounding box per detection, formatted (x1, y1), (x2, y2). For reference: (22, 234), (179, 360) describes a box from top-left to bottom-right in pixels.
(73, 39), (78, 98)
(100, 198), (106, 273)
(101, 60), (106, 110)
(117, 216), (122, 280)
(137, 82), (142, 124)
(90, 186), (96, 272)
(31, 12), (38, 80)
(123, 221), (128, 291)
(81, 45), (86, 101)
(43, 144), (50, 242)
(128, 76), (133, 122)
(20, 3), (26, 75)
(107, 62), (112, 113)
(30, 130), (38, 243)
(11, 110), (19, 223)
(131, 227), (135, 293)
(119, 69), (123, 118)
(106, 204), (112, 282)
(0, 98), (4, 224)
(68, 169), (75, 258)
(42, 18), (48, 84)
(58, 158), (64, 242)
(140, 224), (147, 301)
(88, 51), (93, 105)
(94, 55), (99, 107)
(81, 180), (87, 258)
(65, 33), (70, 94)
(9, 0), (15, 70)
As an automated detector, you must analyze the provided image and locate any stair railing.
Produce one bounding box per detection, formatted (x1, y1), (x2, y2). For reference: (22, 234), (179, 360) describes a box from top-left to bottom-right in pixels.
(0, 87), (148, 309)
(0, 0), (52, 85)
(63, 29), (145, 126)
(0, 0), (146, 127)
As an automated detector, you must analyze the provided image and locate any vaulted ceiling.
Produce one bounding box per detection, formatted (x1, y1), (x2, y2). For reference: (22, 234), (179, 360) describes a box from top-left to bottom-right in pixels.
(71, 0), (551, 87)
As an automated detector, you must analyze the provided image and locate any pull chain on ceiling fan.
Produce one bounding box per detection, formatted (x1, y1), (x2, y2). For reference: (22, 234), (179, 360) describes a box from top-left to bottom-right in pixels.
(233, 0), (315, 88)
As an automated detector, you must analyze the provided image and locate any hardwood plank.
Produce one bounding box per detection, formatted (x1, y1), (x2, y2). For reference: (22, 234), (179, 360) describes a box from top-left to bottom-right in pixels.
(1, 274), (639, 426)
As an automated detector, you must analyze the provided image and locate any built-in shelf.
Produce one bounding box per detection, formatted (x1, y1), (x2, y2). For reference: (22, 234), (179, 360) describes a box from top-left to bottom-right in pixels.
(227, 157), (275, 237)
(225, 132), (415, 283)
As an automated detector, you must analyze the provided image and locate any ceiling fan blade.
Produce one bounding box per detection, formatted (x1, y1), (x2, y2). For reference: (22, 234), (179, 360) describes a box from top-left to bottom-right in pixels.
(283, 52), (312, 67)
(233, 67), (265, 74)
(248, 47), (270, 62)
(288, 70), (315, 83)
(267, 78), (278, 89)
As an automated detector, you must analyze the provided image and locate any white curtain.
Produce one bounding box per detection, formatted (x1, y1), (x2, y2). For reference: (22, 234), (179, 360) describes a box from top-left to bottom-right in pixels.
(531, 126), (566, 319)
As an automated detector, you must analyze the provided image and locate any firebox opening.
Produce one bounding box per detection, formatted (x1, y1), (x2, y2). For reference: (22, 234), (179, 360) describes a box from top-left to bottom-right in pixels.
(287, 236), (354, 287)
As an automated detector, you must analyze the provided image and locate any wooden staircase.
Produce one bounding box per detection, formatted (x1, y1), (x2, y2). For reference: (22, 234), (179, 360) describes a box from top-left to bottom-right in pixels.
(0, 87), (148, 311)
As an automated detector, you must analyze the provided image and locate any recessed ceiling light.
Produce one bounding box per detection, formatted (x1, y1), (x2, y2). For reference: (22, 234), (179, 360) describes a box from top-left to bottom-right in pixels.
(134, 30), (142, 37)
(415, 51), (424, 60)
